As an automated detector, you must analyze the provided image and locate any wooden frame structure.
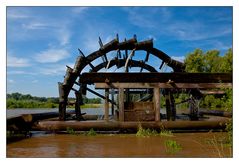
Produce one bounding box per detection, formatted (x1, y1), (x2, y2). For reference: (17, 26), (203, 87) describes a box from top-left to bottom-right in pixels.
(78, 72), (232, 122)
(57, 35), (232, 129)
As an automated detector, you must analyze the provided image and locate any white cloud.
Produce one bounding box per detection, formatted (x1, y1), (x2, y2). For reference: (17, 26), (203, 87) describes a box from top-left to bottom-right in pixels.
(39, 63), (75, 76)
(8, 79), (15, 84)
(171, 56), (185, 63)
(34, 49), (70, 63)
(7, 55), (31, 67)
(22, 22), (49, 30)
(7, 8), (30, 19)
(58, 28), (71, 46)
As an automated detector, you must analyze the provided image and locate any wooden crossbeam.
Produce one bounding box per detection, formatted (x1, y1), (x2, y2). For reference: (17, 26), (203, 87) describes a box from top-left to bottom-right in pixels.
(80, 72), (232, 84)
(95, 82), (232, 89)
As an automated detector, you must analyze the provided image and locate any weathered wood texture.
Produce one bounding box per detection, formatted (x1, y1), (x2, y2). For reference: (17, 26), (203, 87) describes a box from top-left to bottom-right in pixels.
(199, 109), (232, 118)
(7, 111), (75, 131)
(92, 59), (157, 73)
(118, 88), (124, 121)
(124, 111), (155, 121)
(124, 102), (155, 121)
(154, 88), (160, 121)
(80, 73), (232, 84)
(35, 118), (230, 131)
(124, 102), (154, 111)
(95, 83), (232, 89)
(104, 89), (109, 121)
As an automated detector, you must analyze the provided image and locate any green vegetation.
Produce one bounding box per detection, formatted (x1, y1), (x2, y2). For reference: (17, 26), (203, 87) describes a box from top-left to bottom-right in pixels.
(7, 92), (102, 109)
(164, 139), (182, 154)
(85, 128), (97, 136)
(66, 127), (77, 135)
(81, 104), (102, 109)
(225, 120), (232, 146)
(66, 127), (97, 136)
(184, 48), (232, 110)
(136, 125), (174, 138)
(160, 129), (173, 137)
(136, 125), (158, 137)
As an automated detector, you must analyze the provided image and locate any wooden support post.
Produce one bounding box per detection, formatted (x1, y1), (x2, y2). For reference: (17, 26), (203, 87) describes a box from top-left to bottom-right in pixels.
(165, 89), (171, 121)
(111, 88), (115, 116)
(75, 91), (84, 121)
(104, 88), (109, 121)
(119, 88), (124, 121)
(170, 93), (176, 121)
(154, 88), (160, 122)
(58, 82), (66, 121)
(59, 102), (66, 121)
(75, 91), (80, 120)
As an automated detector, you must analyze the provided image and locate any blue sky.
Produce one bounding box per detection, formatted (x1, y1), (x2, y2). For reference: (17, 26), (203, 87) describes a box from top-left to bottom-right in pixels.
(7, 6), (232, 98)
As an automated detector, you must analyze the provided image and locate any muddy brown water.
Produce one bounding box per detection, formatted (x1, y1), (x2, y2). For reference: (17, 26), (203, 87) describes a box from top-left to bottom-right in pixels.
(7, 132), (231, 158)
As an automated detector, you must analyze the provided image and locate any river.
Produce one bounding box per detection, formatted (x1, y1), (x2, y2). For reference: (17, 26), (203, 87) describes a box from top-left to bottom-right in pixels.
(7, 132), (231, 157)
(7, 108), (231, 157)
(7, 108), (106, 118)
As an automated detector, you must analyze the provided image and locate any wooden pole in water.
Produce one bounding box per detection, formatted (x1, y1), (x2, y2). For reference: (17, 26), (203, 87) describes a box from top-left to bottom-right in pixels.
(154, 88), (160, 122)
(104, 88), (109, 121)
(119, 88), (124, 121)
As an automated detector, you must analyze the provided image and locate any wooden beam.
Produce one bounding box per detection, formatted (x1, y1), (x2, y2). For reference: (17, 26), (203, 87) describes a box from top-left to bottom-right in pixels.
(104, 89), (109, 121)
(119, 88), (124, 121)
(154, 88), (160, 122)
(35, 119), (230, 131)
(80, 72), (232, 84)
(95, 82), (232, 89)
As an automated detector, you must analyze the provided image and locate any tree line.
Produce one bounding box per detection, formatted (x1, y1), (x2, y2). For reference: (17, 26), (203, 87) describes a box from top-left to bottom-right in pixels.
(7, 92), (102, 109)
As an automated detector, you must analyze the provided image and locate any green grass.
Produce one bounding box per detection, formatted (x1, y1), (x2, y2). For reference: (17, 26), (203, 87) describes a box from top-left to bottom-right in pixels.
(164, 139), (182, 154)
(136, 125), (158, 137)
(85, 128), (97, 136)
(66, 127), (76, 135)
(160, 129), (173, 137)
(66, 127), (97, 136)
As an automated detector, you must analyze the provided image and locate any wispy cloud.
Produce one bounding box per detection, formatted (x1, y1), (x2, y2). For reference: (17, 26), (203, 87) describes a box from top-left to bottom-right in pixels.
(7, 55), (31, 67)
(22, 22), (50, 30)
(123, 7), (232, 42)
(167, 21), (231, 41)
(34, 48), (70, 63)
(7, 70), (37, 75)
(39, 63), (74, 75)
(71, 7), (89, 14)
(123, 7), (171, 29)
(58, 27), (71, 46)
(7, 8), (30, 19)
(8, 79), (15, 84)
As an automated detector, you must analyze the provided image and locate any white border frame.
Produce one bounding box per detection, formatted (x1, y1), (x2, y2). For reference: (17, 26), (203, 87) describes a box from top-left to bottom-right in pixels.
(1, 0), (238, 162)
